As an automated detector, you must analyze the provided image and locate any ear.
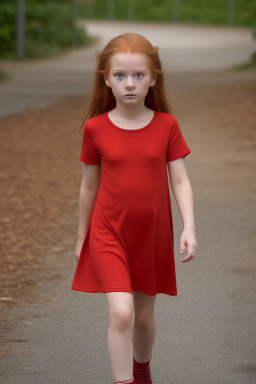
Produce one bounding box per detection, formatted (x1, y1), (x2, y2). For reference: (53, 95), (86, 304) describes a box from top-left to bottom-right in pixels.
(105, 77), (111, 87)
(149, 78), (156, 87)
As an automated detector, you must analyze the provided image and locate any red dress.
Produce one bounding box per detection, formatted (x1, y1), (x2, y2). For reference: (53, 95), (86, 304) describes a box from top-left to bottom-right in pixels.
(71, 111), (191, 296)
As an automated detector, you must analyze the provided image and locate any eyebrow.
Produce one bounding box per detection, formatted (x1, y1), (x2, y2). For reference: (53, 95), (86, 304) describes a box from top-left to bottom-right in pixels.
(111, 68), (147, 71)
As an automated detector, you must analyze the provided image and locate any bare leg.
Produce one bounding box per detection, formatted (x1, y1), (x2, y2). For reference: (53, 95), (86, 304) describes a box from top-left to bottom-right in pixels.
(132, 291), (157, 362)
(104, 292), (135, 381)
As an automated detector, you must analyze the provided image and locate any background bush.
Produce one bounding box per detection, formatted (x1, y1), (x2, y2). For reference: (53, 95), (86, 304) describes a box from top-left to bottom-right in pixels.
(79, 0), (256, 26)
(0, 0), (255, 60)
(0, 0), (92, 59)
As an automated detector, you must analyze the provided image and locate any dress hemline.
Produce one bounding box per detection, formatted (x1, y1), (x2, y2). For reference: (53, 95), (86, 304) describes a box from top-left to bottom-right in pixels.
(71, 284), (177, 296)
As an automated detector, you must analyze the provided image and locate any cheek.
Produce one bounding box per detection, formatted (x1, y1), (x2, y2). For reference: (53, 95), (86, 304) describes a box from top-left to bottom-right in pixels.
(110, 82), (121, 96)
(140, 80), (151, 92)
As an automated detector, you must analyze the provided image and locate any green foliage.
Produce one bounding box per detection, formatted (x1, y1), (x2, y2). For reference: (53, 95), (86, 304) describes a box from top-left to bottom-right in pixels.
(0, 1), (16, 58)
(0, 0), (91, 59)
(134, 1), (172, 22)
(78, 0), (256, 26)
(236, 0), (256, 26)
(180, 0), (227, 25)
(1, 0), (255, 60)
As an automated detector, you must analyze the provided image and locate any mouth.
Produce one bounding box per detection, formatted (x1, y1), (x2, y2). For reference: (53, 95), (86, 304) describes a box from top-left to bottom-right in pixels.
(124, 94), (136, 97)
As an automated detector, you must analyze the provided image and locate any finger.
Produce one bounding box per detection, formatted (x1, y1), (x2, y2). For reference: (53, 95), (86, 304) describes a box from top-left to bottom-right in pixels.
(181, 245), (196, 263)
(179, 238), (186, 255)
(188, 243), (196, 257)
(181, 254), (195, 263)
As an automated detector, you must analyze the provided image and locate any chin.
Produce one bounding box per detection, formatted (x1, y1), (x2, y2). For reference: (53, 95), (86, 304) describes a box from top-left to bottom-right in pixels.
(122, 100), (138, 106)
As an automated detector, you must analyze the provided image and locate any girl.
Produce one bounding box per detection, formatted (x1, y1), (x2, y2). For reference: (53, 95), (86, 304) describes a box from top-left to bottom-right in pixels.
(71, 32), (197, 384)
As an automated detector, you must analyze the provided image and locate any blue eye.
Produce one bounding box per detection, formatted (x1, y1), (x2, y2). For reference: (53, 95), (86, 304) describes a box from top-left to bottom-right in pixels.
(135, 73), (143, 79)
(115, 73), (124, 79)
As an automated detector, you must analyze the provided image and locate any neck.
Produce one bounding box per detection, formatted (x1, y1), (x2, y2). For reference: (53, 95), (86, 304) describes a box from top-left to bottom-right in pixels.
(113, 101), (149, 121)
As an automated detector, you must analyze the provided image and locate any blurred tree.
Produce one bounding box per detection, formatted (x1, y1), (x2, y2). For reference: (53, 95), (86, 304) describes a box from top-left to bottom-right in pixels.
(77, 0), (256, 26)
(16, 0), (26, 59)
(71, 0), (78, 45)
(228, 0), (235, 25)
(127, 0), (135, 20)
(0, 0), (92, 60)
(0, 1), (16, 59)
(107, 0), (115, 19)
(172, 0), (180, 22)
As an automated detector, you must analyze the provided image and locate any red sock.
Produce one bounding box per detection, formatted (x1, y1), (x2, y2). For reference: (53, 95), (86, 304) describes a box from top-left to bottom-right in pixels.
(133, 355), (152, 384)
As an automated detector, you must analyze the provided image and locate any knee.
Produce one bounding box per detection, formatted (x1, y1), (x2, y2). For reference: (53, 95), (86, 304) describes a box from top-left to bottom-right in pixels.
(110, 305), (134, 333)
(134, 310), (155, 329)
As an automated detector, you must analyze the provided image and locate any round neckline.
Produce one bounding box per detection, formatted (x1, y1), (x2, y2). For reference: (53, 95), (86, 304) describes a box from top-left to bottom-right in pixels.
(105, 110), (156, 133)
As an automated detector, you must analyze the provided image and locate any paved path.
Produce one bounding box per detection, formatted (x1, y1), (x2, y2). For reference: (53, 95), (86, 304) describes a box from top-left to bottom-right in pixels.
(1, 21), (256, 384)
(0, 20), (255, 118)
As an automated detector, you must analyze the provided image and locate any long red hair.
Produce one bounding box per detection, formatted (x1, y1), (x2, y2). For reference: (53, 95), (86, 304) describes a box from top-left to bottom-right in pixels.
(80, 32), (172, 131)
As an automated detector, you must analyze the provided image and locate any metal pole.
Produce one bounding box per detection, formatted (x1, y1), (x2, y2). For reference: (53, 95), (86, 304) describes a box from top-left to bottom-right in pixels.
(107, 0), (115, 20)
(71, 0), (77, 46)
(172, 0), (180, 23)
(16, 0), (26, 59)
(228, 0), (235, 26)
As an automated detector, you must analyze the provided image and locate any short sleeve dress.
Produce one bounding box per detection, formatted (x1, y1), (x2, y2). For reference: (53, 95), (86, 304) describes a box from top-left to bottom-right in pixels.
(71, 110), (191, 296)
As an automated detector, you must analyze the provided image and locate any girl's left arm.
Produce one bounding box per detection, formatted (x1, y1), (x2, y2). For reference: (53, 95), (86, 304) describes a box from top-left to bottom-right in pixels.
(167, 157), (198, 263)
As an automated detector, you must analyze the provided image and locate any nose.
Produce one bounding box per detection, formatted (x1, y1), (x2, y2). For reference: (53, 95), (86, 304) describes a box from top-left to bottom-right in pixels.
(125, 76), (135, 89)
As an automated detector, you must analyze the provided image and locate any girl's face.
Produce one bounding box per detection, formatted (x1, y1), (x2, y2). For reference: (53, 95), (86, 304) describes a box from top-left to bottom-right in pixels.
(105, 52), (156, 109)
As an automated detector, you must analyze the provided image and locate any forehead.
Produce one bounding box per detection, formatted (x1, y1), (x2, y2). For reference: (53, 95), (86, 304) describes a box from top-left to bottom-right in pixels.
(109, 52), (149, 70)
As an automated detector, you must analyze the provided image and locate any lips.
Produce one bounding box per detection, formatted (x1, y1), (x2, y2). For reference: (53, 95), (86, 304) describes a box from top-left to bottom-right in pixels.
(124, 94), (136, 96)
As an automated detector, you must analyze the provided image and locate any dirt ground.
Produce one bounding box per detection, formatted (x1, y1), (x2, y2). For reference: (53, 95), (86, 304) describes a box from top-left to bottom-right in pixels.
(0, 69), (255, 353)
(0, 95), (88, 329)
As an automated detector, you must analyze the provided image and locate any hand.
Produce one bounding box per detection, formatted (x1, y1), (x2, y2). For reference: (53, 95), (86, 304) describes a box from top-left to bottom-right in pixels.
(179, 228), (197, 263)
(75, 237), (84, 263)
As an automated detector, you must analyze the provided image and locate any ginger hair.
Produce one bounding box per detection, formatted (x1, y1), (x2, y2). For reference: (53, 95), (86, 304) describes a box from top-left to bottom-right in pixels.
(80, 32), (172, 131)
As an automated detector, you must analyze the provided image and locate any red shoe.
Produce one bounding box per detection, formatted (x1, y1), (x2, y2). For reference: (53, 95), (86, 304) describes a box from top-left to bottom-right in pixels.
(133, 355), (152, 384)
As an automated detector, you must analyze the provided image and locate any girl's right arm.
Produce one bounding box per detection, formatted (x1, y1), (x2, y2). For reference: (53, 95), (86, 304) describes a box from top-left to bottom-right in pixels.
(75, 163), (101, 262)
